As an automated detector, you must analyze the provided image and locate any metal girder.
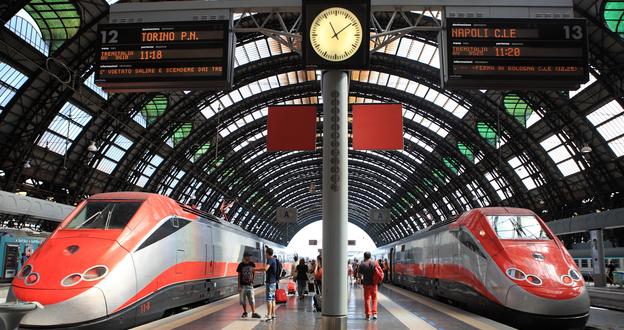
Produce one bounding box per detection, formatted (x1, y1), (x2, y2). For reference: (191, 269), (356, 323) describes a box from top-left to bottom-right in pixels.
(110, 0), (573, 13)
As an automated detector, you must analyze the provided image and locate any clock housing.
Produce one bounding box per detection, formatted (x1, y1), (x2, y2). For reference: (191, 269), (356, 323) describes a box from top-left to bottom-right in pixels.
(303, 0), (370, 69)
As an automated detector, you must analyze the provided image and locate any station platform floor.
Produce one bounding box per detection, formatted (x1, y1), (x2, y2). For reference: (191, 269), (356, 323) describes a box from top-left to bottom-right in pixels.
(131, 280), (624, 330)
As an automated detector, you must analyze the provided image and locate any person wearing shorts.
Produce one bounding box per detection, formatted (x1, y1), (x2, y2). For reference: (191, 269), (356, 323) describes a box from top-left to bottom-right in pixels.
(264, 247), (278, 322)
(236, 252), (261, 319)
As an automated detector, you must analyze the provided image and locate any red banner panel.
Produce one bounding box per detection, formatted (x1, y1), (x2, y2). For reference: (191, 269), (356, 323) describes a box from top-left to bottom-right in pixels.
(267, 105), (317, 151)
(352, 104), (404, 150)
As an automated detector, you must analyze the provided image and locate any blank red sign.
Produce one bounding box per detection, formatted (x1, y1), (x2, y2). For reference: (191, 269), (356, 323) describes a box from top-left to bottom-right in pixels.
(352, 104), (404, 150)
(267, 105), (317, 151)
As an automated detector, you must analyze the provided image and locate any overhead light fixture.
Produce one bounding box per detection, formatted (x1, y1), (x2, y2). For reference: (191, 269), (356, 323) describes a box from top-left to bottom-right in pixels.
(87, 141), (98, 152)
(539, 199), (545, 205)
(309, 182), (316, 193)
(580, 143), (592, 154)
(23, 160), (31, 169)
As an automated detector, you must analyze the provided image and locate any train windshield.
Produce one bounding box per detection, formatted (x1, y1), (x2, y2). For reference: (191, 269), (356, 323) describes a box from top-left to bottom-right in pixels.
(487, 215), (549, 240)
(65, 201), (143, 230)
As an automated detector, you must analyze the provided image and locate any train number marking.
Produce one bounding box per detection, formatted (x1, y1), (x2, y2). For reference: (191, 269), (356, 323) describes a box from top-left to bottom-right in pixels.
(139, 301), (151, 314)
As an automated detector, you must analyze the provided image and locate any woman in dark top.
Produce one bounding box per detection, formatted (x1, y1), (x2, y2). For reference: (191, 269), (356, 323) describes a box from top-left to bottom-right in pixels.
(295, 259), (309, 300)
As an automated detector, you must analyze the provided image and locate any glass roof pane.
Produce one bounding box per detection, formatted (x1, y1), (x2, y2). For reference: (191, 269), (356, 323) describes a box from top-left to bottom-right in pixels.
(457, 142), (475, 162)
(24, 0), (81, 52)
(604, 1), (624, 38)
(0, 61), (28, 113)
(504, 93), (533, 127)
(586, 99), (624, 157)
(477, 122), (498, 147)
(141, 95), (168, 125)
(172, 123), (192, 146)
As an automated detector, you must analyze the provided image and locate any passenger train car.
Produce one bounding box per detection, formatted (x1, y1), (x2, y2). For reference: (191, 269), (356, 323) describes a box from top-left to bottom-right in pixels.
(8, 192), (290, 329)
(375, 207), (590, 330)
(568, 247), (624, 279)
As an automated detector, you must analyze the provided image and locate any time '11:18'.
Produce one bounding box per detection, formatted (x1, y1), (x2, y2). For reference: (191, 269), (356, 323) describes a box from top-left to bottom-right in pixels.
(140, 50), (163, 60)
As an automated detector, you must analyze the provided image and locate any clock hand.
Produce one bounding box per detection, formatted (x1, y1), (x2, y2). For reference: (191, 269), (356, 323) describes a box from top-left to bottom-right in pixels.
(333, 23), (353, 38)
(329, 22), (339, 40)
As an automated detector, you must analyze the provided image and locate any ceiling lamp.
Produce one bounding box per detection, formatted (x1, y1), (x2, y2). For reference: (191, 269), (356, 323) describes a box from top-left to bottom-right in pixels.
(580, 143), (592, 154)
(23, 160), (31, 169)
(87, 141), (98, 152)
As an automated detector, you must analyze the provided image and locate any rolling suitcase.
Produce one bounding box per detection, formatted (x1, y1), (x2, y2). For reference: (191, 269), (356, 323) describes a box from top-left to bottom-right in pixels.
(313, 294), (322, 312)
(288, 281), (296, 295)
(275, 288), (288, 304)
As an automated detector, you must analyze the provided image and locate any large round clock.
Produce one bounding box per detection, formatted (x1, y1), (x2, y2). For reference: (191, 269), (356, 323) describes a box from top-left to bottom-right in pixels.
(309, 7), (363, 62)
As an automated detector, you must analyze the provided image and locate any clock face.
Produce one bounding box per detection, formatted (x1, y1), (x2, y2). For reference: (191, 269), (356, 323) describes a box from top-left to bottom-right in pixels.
(310, 7), (363, 62)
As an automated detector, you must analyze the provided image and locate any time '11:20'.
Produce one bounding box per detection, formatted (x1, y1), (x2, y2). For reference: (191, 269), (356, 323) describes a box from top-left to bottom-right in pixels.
(495, 47), (521, 57)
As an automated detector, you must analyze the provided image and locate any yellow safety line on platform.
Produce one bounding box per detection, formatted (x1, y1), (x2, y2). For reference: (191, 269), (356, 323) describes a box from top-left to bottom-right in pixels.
(385, 285), (516, 330)
(131, 287), (266, 330)
(377, 290), (438, 330)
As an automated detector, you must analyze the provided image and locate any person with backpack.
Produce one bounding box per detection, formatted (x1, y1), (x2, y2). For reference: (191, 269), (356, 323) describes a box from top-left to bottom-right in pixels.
(295, 259), (309, 300)
(358, 251), (384, 321)
(236, 252), (261, 319)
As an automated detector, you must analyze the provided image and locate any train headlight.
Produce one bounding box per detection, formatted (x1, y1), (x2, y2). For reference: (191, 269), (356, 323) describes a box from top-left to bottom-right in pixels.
(61, 273), (83, 287)
(560, 274), (574, 286)
(569, 268), (582, 281)
(25, 272), (40, 286)
(526, 274), (543, 285)
(83, 266), (108, 281)
(19, 265), (32, 278)
(506, 268), (526, 280)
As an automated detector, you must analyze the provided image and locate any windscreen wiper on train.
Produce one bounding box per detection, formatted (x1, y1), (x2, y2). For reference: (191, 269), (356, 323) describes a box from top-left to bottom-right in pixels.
(76, 211), (103, 229)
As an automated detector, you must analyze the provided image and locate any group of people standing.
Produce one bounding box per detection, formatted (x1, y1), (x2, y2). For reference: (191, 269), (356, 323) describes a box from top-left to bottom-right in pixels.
(236, 249), (388, 323)
(292, 255), (323, 300)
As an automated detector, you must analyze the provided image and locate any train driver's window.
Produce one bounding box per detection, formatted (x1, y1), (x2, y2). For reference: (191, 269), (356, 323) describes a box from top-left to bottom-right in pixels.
(65, 201), (143, 230)
(486, 215), (549, 240)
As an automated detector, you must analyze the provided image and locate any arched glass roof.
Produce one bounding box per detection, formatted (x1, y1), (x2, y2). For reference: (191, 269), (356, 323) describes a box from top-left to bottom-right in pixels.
(0, 1), (623, 245)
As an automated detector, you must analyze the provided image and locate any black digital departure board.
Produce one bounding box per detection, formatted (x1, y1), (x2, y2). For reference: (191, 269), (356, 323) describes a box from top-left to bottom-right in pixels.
(442, 18), (589, 90)
(95, 20), (234, 92)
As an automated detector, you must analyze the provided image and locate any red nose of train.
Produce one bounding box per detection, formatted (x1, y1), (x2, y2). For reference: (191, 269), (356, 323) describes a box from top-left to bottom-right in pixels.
(501, 240), (584, 299)
(13, 230), (126, 305)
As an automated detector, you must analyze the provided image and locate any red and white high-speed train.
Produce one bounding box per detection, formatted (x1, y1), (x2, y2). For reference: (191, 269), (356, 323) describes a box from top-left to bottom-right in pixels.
(375, 207), (590, 330)
(8, 192), (292, 329)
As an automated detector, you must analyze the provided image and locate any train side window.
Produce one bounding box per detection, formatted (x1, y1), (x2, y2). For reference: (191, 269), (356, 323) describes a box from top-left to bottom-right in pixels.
(581, 259), (588, 268)
(458, 230), (487, 259)
(136, 217), (191, 251)
(574, 259), (579, 266)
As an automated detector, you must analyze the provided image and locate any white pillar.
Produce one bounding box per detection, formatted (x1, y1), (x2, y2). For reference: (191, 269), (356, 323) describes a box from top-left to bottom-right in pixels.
(321, 70), (349, 329)
(590, 229), (606, 287)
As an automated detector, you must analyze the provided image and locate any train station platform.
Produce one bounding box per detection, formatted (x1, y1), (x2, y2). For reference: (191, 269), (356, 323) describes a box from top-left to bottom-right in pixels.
(133, 280), (515, 330)
(131, 279), (624, 330)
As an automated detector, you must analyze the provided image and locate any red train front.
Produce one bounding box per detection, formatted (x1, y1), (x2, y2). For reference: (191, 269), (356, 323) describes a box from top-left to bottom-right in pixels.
(385, 207), (590, 329)
(8, 192), (279, 329)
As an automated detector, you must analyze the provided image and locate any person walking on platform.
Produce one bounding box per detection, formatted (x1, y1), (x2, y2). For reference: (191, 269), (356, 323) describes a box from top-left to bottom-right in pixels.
(290, 255), (298, 280)
(607, 260), (617, 285)
(295, 259), (309, 300)
(314, 256), (323, 295)
(264, 248), (278, 322)
(359, 252), (380, 321)
(383, 258), (390, 283)
(236, 252), (261, 319)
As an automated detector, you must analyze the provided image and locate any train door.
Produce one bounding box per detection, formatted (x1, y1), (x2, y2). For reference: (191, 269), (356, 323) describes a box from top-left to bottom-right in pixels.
(204, 226), (214, 276)
(3, 244), (19, 280)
